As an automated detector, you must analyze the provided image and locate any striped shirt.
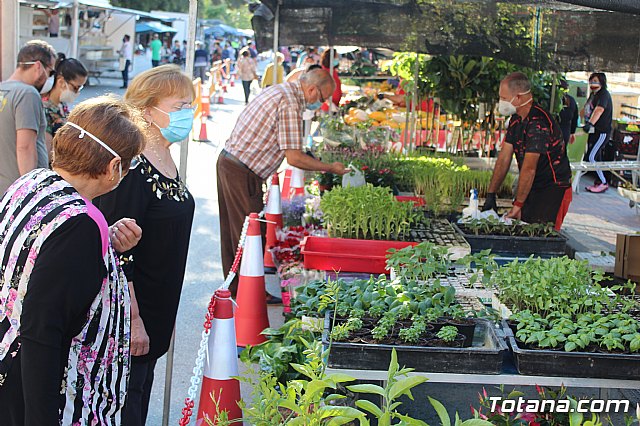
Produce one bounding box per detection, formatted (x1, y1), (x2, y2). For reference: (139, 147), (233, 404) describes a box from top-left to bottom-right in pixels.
(225, 80), (306, 179)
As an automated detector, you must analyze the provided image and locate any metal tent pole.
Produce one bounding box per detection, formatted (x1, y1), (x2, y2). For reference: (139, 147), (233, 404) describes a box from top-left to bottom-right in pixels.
(272, 3), (280, 86)
(409, 53), (420, 152)
(71, 0), (79, 58)
(162, 2), (198, 425)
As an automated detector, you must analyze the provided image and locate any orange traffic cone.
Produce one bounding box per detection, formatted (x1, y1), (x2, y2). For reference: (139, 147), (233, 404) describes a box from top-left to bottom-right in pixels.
(235, 213), (269, 347)
(264, 174), (283, 270)
(289, 167), (306, 199)
(201, 86), (211, 118)
(196, 116), (209, 142)
(196, 288), (242, 425)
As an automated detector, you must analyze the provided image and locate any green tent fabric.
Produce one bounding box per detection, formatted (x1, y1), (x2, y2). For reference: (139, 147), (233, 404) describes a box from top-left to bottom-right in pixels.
(251, 0), (640, 72)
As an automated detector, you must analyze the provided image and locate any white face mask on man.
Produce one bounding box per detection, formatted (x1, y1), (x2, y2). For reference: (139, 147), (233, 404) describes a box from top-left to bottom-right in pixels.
(498, 89), (532, 116)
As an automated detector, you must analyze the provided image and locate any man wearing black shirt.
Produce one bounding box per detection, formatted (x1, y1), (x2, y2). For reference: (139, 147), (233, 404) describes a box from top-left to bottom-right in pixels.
(483, 72), (572, 229)
(558, 79), (579, 146)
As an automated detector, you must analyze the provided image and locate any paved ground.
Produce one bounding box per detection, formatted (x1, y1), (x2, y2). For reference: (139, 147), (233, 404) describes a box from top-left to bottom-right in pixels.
(74, 76), (640, 424)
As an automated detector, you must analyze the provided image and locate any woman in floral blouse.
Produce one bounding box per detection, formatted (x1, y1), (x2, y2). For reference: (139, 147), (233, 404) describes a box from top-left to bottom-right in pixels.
(0, 96), (146, 425)
(95, 64), (196, 426)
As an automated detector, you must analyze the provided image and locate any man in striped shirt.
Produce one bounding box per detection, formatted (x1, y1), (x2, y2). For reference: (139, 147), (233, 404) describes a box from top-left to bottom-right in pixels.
(218, 68), (347, 296)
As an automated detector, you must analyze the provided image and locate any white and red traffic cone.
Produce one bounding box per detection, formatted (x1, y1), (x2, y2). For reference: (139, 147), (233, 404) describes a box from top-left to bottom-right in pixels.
(264, 174), (283, 270)
(289, 166), (306, 199)
(235, 213), (269, 347)
(196, 288), (242, 425)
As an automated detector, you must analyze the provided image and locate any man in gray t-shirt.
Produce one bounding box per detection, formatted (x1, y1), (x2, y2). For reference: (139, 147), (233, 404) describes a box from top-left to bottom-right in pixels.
(0, 40), (56, 194)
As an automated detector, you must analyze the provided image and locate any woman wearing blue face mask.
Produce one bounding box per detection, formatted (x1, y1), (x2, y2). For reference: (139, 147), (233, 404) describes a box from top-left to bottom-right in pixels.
(320, 48), (342, 112)
(94, 64), (196, 426)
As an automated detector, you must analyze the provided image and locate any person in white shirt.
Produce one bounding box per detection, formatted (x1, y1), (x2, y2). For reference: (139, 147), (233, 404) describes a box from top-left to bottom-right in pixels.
(119, 34), (133, 89)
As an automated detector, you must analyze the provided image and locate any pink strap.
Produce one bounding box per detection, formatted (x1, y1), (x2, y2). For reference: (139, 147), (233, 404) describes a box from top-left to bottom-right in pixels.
(83, 197), (109, 257)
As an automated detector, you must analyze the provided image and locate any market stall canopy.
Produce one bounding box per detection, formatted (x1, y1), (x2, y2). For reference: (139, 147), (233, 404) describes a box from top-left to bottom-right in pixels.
(204, 23), (239, 38)
(251, 0), (640, 72)
(136, 21), (178, 34)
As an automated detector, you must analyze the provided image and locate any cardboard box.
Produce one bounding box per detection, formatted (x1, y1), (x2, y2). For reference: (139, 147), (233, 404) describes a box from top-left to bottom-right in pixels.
(615, 234), (640, 281)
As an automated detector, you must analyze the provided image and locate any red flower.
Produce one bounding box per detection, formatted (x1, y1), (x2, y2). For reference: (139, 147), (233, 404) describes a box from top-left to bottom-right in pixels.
(360, 165), (369, 171)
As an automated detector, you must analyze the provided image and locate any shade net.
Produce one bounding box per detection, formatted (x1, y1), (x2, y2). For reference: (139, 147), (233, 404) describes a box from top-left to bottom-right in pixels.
(251, 0), (640, 72)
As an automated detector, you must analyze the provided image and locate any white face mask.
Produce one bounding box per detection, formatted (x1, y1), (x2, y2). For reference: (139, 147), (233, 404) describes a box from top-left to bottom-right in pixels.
(498, 90), (532, 116)
(60, 86), (80, 104)
(40, 75), (55, 94)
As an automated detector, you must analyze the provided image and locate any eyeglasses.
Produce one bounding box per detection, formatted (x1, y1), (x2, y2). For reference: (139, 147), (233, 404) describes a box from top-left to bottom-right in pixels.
(19, 61), (56, 77)
(315, 85), (326, 103)
(66, 80), (84, 93)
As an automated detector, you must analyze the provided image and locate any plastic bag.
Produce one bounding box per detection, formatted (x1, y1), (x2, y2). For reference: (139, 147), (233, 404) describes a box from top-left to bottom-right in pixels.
(250, 80), (260, 96)
(342, 164), (366, 188)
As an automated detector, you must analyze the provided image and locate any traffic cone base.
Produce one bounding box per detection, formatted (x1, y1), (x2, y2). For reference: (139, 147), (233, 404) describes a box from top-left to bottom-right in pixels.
(235, 213), (270, 347)
(197, 379), (242, 425)
(198, 119), (209, 142)
(235, 275), (268, 346)
(196, 289), (242, 425)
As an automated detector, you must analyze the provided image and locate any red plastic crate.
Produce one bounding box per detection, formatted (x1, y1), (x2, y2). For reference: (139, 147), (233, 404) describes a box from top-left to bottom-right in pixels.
(395, 195), (426, 206)
(300, 236), (416, 274)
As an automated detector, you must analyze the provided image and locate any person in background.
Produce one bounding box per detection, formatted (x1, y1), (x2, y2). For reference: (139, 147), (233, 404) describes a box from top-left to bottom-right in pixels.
(0, 95), (146, 425)
(247, 40), (258, 62)
(96, 65), (196, 426)
(285, 56), (317, 82)
(181, 40), (187, 66)
(279, 45), (292, 74)
(150, 34), (162, 67)
(44, 9), (60, 37)
(222, 42), (236, 62)
(194, 41), (209, 82)
(482, 72), (572, 230)
(558, 79), (578, 146)
(237, 48), (258, 104)
(320, 49), (342, 111)
(172, 40), (182, 65)
(211, 40), (223, 63)
(582, 72), (613, 193)
(0, 40), (56, 195)
(119, 34), (133, 89)
(261, 52), (285, 88)
(218, 69), (348, 298)
(41, 53), (88, 154)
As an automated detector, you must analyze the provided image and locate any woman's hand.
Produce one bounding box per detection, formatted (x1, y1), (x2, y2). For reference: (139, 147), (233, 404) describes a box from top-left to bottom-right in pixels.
(130, 316), (150, 356)
(110, 218), (142, 253)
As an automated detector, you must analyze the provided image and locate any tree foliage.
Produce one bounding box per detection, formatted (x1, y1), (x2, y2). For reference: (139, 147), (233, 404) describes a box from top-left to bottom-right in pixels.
(110, 0), (252, 28)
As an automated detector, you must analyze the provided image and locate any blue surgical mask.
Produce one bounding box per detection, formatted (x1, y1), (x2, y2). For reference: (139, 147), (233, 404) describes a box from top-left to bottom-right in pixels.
(153, 106), (194, 143)
(307, 101), (322, 111)
(333, 59), (340, 66)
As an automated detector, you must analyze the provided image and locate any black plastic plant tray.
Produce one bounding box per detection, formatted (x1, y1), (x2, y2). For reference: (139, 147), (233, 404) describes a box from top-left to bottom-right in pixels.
(323, 314), (508, 374)
(409, 219), (469, 247)
(452, 223), (567, 256)
(503, 320), (640, 379)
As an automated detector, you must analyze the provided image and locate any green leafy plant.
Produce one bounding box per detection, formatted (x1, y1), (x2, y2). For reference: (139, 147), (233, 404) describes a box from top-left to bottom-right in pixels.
(239, 319), (318, 385)
(436, 325), (459, 343)
(347, 348), (430, 426)
(321, 184), (419, 240)
(387, 241), (453, 282)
